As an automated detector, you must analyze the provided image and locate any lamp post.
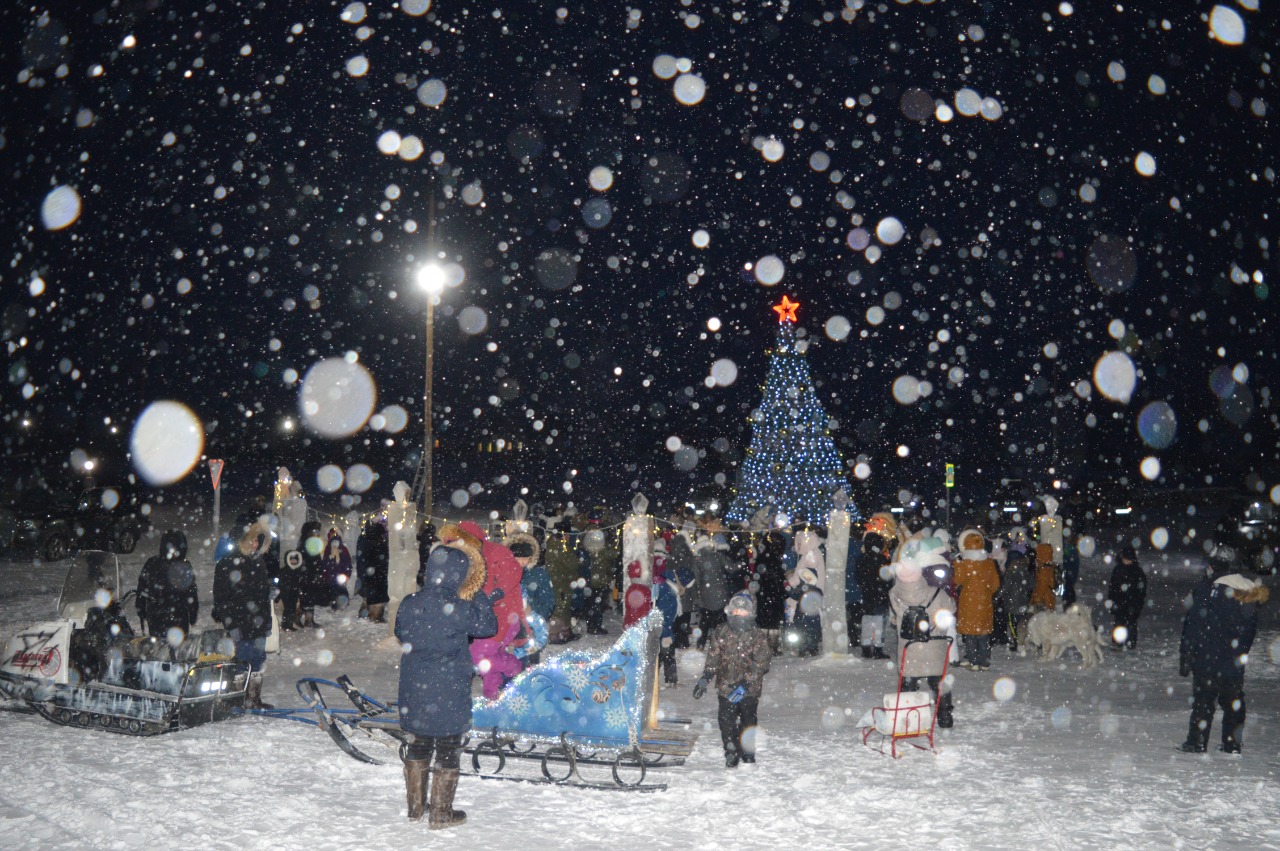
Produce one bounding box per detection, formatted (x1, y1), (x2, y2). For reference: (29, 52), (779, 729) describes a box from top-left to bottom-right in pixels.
(416, 262), (446, 520)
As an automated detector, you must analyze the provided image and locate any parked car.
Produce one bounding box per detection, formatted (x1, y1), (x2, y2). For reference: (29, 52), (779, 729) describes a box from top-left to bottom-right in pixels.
(5, 485), (150, 561)
(71, 487), (150, 555)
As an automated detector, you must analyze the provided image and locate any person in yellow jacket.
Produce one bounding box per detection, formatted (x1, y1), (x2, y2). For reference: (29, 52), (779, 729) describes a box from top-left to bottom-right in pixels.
(953, 529), (1001, 671)
(1029, 541), (1058, 611)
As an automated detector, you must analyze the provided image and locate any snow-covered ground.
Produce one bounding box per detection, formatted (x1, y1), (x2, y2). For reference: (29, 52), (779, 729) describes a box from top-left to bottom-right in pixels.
(2, 510), (1278, 850)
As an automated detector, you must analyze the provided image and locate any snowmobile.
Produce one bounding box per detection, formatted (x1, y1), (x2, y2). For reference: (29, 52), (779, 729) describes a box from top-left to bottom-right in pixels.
(267, 611), (699, 791)
(0, 550), (250, 735)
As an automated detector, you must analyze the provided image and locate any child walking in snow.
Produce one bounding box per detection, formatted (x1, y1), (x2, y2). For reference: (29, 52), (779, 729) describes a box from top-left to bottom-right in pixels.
(693, 592), (773, 767)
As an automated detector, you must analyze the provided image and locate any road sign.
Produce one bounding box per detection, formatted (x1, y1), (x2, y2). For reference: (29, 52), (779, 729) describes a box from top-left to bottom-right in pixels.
(945, 462), (955, 489)
(208, 459), (225, 491)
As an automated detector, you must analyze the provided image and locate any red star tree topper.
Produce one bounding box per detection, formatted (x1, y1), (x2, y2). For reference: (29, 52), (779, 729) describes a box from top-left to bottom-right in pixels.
(772, 295), (800, 323)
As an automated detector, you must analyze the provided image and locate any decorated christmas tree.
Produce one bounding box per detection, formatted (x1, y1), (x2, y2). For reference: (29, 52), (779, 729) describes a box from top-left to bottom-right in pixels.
(727, 296), (859, 527)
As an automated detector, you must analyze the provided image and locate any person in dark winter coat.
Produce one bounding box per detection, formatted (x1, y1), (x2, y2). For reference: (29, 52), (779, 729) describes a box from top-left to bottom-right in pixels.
(666, 531), (697, 649)
(357, 520), (391, 622)
(753, 531), (789, 654)
(997, 534), (1034, 652)
(726, 533), (751, 593)
(580, 529), (616, 636)
(212, 520), (274, 708)
(1061, 535), (1081, 610)
(692, 534), (733, 649)
(857, 531), (893, 659)
(135, 529), (198, 642)
(297, 521), (327, 627)
(693, 592), (773, 767)
(395, 540), (497, 827)
(1178, 547), (1269, 754)
(321, 529), (354, 610)
(1106, 545), (1147, 649)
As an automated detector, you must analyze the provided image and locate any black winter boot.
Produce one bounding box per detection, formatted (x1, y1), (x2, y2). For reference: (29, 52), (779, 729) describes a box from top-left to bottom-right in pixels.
(860, 645), (873, 659)
(725, 750), (740, 768)
(1180, 718), (1210, 753)
(936, 691), (954, 729)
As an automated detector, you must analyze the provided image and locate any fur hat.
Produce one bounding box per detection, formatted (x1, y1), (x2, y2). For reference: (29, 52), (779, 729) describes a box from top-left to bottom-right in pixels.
(436, 523), (486, 599)
(504, 531), (540, 567)
(797, 567), (820, 587)
(239, 518), (271, 555)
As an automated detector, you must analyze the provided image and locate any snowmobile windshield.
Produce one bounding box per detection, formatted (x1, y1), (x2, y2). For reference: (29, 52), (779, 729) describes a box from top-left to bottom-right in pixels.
(58, 550), (121, 619)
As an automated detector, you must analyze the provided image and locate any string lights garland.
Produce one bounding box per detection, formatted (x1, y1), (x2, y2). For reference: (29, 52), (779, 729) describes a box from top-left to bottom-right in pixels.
(727, 297), (861, 528)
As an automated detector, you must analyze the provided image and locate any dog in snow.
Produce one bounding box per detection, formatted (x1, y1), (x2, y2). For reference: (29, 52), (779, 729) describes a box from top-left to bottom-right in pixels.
(1023, 604), (1106, 668)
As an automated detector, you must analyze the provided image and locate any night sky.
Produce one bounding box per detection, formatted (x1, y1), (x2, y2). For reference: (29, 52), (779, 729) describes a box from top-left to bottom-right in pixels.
(3, 1), (1277, 519)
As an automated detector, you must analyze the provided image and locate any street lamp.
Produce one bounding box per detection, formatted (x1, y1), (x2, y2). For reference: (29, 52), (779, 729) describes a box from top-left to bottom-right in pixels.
(417, 261), (446, 519)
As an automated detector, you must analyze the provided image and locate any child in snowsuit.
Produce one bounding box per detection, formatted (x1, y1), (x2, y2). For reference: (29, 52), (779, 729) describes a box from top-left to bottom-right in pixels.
(653, 566), (681, 687)
(470, 592), (522, 700)
(693, 592), (773, 767)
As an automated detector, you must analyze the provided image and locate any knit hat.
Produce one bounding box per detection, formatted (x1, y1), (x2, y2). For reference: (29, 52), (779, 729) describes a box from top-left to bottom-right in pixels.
(725, 592), (756, 617)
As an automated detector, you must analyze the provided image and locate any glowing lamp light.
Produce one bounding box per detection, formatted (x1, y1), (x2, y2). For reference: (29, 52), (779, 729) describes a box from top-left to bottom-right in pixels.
(417, 263), (447, 295)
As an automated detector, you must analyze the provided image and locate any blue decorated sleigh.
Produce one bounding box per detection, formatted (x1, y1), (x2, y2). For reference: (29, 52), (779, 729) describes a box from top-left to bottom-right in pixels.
(277, 611), (698, 791)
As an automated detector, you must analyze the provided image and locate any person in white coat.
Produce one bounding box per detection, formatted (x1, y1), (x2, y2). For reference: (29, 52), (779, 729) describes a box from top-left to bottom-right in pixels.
(889, 549), (957, 728)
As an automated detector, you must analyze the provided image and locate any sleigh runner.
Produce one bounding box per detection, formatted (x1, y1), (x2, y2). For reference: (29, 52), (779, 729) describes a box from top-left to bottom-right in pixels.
(271, 611), (698, 790)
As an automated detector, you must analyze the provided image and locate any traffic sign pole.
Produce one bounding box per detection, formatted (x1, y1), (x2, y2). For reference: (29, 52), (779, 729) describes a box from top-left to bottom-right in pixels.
(209, 459), (225, 548)
(944, 462), (955, 532)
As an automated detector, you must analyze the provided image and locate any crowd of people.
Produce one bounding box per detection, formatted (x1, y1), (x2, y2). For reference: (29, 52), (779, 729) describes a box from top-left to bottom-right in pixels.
(121, 487), (1269, 828)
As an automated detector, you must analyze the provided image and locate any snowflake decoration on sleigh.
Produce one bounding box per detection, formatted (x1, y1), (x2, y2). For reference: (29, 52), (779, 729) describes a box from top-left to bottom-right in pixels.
(472, 612), (661, 748)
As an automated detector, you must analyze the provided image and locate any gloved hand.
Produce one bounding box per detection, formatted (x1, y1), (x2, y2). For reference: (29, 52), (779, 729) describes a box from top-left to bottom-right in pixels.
(488, 588), (504, 602)
(692, 677), (709, 700)
(1179, 657), (1190, 678)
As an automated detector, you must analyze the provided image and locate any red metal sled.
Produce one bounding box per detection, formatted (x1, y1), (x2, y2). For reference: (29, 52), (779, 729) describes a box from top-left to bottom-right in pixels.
(860, 637), (953, 758)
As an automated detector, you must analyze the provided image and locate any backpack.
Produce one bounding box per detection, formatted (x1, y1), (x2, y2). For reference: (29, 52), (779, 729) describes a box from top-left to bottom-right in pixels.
(899, 589), (942, 643)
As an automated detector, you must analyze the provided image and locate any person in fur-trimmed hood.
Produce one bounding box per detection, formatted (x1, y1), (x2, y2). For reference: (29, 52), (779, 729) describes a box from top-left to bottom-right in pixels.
(452, 520), (529, 649)
(693, 592), (773, 767)
(1178, 545), (1269, 754)
(953, 528), (1000, 671)
(396, 537), (496, 828)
